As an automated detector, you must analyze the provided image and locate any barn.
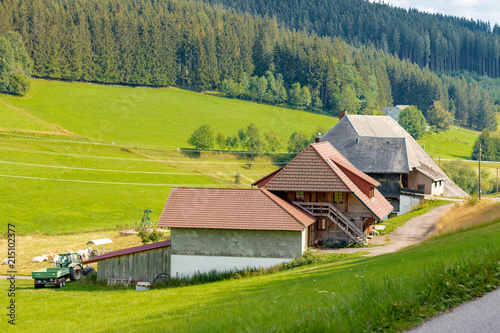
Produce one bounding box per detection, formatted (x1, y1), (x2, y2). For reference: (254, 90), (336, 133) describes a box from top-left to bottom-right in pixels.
(158, 141), (393, 278)
(83, 240), (171, 282)
(158, 187), (316, 278)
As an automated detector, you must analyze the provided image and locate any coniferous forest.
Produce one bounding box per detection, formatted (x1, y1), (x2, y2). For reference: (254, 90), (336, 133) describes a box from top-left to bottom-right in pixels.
(207, 0), (500, 77)
(0, 0), (498, 131)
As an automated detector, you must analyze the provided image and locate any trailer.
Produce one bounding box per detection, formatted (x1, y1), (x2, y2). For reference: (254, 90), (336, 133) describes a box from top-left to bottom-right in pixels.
(32, 252), (87, 288)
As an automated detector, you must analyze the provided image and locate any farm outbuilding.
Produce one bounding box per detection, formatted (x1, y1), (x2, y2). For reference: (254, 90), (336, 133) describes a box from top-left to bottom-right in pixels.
(158, 141), (393, 278)
(83, 240), (171, 283)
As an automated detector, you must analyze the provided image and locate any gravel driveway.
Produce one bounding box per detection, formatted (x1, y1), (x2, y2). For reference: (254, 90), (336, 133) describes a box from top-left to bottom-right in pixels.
(319, 203), (454, 256)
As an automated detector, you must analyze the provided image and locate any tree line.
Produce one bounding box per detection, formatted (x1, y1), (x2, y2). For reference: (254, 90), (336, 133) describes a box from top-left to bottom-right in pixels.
(442, 161), (498, 195)
(0, 0), (497, 130)
(188, 123), (323, 154)
(207, 0), (500, 78)
(0, 31), (31, 95)
(471, 130), (500, 162)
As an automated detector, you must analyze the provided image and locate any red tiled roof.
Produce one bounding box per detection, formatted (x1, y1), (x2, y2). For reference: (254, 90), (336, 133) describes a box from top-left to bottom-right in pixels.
(312, 142), (379, 187)
(82, 240), (171, 264)
(262, 142), (392, 220)
(252, 165), (284, 188)
(158, 187), (315, 231)
(263, 147), (351, 192)
(312, 142), (392, 220)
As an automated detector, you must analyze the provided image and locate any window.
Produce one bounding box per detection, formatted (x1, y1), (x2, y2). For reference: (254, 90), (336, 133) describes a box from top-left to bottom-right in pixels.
(317, 219), (326, 230)
(439, 181), (442, 186)
(417, 185), (425, 191)
(296, 191), (305, 202)
(334, 192), (343, 203)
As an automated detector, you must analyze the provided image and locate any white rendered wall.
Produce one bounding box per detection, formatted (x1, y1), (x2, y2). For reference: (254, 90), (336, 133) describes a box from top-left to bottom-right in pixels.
(171, 255), (293, 278)
(431, 180), (445, 196)
(301, 228), (307, 252)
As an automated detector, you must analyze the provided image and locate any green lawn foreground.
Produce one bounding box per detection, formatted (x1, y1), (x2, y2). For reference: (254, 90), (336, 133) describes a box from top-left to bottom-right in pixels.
(4, 212), (498, 332)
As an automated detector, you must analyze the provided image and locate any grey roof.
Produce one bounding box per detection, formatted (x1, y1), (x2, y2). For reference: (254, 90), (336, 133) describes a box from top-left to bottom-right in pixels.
(322, 134), (411, 174)
(322, 115), (468, 198)
(381, 107), (394, 115)
(416, 165), (446, 181)
(387, 105), (409, 121)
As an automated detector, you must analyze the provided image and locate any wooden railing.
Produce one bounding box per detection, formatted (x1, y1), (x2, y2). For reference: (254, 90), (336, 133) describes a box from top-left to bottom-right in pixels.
(399, 187), (425, 197)
(293, 201), (368, 245)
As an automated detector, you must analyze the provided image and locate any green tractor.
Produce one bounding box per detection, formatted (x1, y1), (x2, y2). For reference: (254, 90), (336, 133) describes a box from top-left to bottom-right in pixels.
(32, 252), (92, 289)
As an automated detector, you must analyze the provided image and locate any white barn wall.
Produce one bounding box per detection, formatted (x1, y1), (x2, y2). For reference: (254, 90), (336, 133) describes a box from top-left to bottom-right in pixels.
(171, 255), (293, 278)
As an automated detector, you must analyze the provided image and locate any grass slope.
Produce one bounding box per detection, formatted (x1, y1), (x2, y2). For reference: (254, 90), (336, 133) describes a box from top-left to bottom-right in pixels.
(0, 80), (336, 148)
(0, 134), (282, 234)
(418, 126), (479, 160)
(4, 206), (499, 332)
(0, 80), (337, 234)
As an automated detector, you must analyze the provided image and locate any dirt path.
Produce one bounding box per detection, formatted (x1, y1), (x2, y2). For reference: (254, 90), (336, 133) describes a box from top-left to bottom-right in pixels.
(320, 204), (454, 256)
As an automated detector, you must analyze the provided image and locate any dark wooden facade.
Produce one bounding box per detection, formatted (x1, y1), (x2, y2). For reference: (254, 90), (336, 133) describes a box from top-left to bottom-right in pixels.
(278, 190), (376, 245)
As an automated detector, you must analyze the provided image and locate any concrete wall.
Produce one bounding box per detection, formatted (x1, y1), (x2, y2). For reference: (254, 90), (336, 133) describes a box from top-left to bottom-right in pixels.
(398, 194), (423, 215)
(171, 255), (293, 278)
(171, 228), (303, 258)
(96, 246), (170, 282)
(170, 228), (304, 277)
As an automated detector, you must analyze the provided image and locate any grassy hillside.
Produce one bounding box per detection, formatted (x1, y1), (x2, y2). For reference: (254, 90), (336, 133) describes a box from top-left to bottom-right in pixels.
(0, 80), (335, 148)
(4, 204), (498, 332)
(0, 80), (336, 234)
(418, 126), (479, 160)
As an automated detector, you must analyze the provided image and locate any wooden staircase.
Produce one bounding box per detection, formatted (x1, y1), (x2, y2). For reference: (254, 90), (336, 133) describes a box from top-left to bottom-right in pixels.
(293, 201), (368, 245)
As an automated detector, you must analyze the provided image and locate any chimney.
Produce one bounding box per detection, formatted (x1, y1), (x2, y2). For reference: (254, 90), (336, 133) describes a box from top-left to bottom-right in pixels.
(339, 110), (347, 120)
(314, 133), (321, 143)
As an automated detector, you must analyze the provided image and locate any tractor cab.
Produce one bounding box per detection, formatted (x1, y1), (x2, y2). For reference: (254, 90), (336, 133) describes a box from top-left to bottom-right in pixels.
(57, 253), (81, 268)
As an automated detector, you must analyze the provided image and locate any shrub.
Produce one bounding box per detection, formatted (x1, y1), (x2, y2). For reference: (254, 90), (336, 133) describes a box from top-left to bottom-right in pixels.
(187, 124), (214, 150)
(464, 194), (479, 207)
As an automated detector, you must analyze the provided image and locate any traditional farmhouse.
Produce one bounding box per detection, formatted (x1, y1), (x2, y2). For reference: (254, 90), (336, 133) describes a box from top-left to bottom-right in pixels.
(159, 141), (393, 277)
(321, 113), (467, 215)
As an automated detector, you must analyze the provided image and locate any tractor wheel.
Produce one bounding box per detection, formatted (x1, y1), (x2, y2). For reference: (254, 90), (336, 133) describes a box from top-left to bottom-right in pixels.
(62, 278), (66, 287)
(54, 279), (62, 289)
(70, 266), (82, 281)
(34, 283), (45, 289)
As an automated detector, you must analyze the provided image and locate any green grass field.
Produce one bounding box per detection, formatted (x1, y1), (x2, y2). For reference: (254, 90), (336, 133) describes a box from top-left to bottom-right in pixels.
(3, 210), (498, 332)
(0, 80), (336, 234)
(418, 126), (479, 160)
(0, 79), (336, 148)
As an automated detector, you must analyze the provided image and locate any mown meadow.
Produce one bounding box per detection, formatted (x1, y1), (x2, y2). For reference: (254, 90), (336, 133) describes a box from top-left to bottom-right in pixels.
(418, 126), (479, 160)
(0, 79), (335, 148)
(0, 79), (335, 235)
(2, 203), (498, 332)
